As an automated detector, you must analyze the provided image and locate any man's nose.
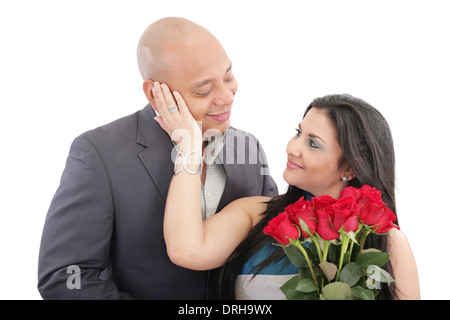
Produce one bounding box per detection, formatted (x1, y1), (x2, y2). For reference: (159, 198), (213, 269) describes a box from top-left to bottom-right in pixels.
(214, 84), (235, 106)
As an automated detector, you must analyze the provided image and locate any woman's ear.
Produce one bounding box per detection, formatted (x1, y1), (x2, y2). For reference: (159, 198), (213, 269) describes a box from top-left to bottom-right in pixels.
(143, 79), (157, 110)
(342, 167), (356, 182)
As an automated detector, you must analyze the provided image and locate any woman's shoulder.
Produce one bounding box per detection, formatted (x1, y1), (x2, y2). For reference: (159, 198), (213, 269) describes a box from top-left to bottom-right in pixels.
(226, 196), (271, 213)
(387, 227), (408, 246)
(230, 196), (271, 209)
(387, 227), (421, 299)
(222, 196), (271, 225)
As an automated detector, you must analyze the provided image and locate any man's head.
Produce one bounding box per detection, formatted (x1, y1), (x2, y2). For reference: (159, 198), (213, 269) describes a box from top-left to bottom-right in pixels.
(137, 17), (238, 134)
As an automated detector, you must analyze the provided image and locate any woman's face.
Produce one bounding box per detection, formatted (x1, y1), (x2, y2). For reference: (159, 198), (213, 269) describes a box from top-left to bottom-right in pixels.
(283, 107), (349, 198)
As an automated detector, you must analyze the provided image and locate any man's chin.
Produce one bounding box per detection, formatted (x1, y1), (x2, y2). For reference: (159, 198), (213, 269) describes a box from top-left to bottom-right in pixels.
(202, 120), (230, 136)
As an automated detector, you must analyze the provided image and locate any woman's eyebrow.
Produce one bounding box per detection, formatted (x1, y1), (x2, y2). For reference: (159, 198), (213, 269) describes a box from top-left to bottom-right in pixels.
(299, 123), (327, 145)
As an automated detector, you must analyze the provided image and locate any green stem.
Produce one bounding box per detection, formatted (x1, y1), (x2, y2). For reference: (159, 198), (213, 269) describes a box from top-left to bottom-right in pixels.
(321, 241), (330, 263)
(336, 234), (350, 281)
(356, 228), (371, 261)
(311, 236), (323, 262)
(347, 240), (355, 264)
(293, 241), (320, 293)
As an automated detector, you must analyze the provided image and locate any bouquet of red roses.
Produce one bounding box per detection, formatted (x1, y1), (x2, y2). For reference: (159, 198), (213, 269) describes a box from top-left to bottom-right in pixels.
(263, 185), (399, 300)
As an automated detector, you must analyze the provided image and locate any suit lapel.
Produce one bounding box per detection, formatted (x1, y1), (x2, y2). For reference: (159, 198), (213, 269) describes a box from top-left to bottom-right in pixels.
(136, 114), (257, 207)
(136, 105), (174, 201)
(216, 129), (255, 211)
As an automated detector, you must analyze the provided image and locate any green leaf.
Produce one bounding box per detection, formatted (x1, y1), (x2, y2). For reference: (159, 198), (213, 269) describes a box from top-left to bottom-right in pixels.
(282, 244), (309, 268)
(286, 289), (319, 300)
(351, 285), (375, 300)
(298, 267), (314, 281)
(319, 261), (337, 282)
(298, 218), (313, 238)
(295, 278), (318, 293)
(280, 274), (300, 295)
(361, 248), (381, 254)
(340, 262), (362, 287)
(357, 250), (390, 268)
(305, 240), (321, 265)
(366, 265), (395, 286)
(346, 231), (358, 245)
(327, 244), (341, 265)
(322, 282), (352, 300)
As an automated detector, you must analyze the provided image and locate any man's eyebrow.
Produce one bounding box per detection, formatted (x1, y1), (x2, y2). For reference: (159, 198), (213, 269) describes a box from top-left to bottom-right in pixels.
(190, 63), (232, 89)
(225, 62), (232, 73)
(191, 79), (212, 89)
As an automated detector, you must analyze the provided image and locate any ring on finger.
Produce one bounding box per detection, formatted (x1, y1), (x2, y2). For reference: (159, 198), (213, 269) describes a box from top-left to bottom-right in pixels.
(168, 104), (178, 113)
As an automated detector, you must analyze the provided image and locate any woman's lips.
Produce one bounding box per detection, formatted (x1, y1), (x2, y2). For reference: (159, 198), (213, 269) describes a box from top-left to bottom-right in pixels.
(287, 160), (304, 170)
(207, 110), (231, 122)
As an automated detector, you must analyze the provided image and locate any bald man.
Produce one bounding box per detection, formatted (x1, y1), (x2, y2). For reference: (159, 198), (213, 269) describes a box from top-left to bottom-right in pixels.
(38, 17), (278, 300)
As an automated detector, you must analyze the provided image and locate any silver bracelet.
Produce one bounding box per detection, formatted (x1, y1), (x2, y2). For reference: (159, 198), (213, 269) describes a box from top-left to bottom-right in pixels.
(174, 150), (203, 175)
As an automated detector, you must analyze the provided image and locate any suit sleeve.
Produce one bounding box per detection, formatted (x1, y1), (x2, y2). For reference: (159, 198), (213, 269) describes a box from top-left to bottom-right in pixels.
(37, 135), (133, 299)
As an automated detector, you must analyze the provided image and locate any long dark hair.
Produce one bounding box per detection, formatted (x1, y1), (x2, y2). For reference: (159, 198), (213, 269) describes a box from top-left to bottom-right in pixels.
(217, 94), (399, 300)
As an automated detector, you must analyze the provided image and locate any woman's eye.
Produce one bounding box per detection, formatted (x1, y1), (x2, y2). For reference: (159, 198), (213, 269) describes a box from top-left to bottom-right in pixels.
(308, 138), (320, 149)
(295, 128), (302, 137)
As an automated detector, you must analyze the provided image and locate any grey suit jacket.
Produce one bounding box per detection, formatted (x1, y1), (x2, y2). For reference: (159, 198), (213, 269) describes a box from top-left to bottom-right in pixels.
(37, 104), (278, 299)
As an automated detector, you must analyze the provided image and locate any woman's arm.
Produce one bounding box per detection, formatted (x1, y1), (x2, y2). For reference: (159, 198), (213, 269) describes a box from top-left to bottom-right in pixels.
(388, 228), (421, 299)
(152, 82), (269, 270)
(166, 195), (269, 270)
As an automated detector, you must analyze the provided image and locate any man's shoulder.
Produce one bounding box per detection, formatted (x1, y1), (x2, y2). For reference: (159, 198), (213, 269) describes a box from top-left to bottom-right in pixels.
(225, 126), (258, 142)
(82, 110), (139, 137)
(77, 106), (150, 144)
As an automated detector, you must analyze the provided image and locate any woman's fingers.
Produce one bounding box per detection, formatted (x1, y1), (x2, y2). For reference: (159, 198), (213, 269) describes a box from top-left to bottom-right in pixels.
(152, 82), (201, 151)
(173, 91), (188, 115)
(153, 115), (168, 132)
(160, 83), (178, 113)
(153, 82), (172, 117)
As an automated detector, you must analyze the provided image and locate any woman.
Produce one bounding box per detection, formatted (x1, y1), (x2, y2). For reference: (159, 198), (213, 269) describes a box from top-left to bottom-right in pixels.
(152, 82), (420, 300)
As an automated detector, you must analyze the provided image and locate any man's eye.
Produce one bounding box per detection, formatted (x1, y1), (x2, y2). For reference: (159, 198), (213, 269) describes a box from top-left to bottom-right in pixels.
(195, 91), (211, 97)
(224, 76), (234, 83)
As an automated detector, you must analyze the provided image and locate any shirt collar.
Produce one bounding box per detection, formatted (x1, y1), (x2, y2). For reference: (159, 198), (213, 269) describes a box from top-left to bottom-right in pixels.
(171, 133), (225, 165)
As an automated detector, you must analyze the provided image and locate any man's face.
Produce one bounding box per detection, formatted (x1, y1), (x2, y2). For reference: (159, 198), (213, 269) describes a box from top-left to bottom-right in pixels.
(161, 40), (238, 135)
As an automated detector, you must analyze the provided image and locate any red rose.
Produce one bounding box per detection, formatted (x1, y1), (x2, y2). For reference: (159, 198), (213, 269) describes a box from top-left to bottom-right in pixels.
(313, 195), (337, 210)
(263, 211), (300, 245)
(360, 200), (399, 234)
(285, 197), (317, 238)
(313, 195), (339, 240)
(359, 197), (385, 226)
(332, 196), (360, 233)
(360, 184), (382, 197)
(339, 186), (359, 199)
(373, 207), (399, 234)
(357, 185), (399, 234)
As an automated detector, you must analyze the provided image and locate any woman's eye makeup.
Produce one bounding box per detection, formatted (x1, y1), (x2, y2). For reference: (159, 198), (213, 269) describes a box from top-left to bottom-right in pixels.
(308, 138), (320, 149)
(295, 128), (321, 149)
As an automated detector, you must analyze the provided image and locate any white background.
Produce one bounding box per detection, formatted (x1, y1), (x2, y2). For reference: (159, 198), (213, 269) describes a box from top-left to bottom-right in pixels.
(1, 0), (449, 299)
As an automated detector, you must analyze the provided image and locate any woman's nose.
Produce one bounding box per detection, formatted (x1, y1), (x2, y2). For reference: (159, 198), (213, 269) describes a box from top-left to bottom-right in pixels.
(286, 137), (303, 158)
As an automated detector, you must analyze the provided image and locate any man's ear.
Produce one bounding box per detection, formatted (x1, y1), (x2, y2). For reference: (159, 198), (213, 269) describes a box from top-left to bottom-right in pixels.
(143, 79), (157, 111)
